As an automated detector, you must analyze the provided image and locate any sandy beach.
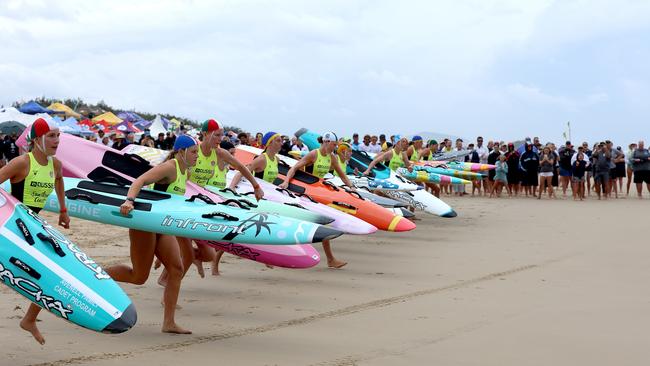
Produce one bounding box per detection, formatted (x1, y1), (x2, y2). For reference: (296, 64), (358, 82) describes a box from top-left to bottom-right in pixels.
(2, 193), (650, 366)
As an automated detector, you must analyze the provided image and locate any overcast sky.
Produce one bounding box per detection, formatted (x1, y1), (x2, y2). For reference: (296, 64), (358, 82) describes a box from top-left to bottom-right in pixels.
(2, 0), (649, 145)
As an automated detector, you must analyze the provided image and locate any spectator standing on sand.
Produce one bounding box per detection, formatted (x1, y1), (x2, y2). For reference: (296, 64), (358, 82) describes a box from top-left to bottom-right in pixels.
(351, 133), (360, 150)
(368, 135), (382, 153)
(592, 142), (611, 200)
(155, 133), (167, 150)
(520, 143), (539, 197)
(490, 153), (508, 198)
(475, 136), (489, 196)
(626, 143), (637, 195)
(359, 135), (373, 153)
(557, 141), (575, 197)
(632, 140), (650, 198)
(538, 145), (556, 199)
(506, 143), (520, 196)
(614, 146), (626, 193)
(291, 137), (308, 152)
(572, 152), (588, 200)
(486, 142), (500, 195)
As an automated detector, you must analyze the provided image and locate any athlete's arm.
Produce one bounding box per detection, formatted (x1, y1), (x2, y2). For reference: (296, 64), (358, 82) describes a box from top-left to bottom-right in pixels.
(279, 151), (316, 189)
(331, 157), (355, 190)
(52, 158), (70, 228)
(0, 154), (27, 184)
(120, 160), (175, 215)
(363, 151), (390, 175)
(218, 148), (263, 200)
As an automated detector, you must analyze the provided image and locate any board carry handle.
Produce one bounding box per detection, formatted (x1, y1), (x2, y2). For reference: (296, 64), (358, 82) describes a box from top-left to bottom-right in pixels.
(36, 232), (66, 257)
(201, 211), (239, 221)
(92, 175), (128, 186)
(185, 194), (217, 205)
(219, 188), (241, 197)
(284, 202), (307, 210)
(236, 199), (259, 208)
(15, 219), (35, 245)
(68, 193), (99, 204)
(218, 199), (251, 210)
(124, 153), (152, 166)
(342, 188), (364, 200)
(332, 201), (357, 210)
(275, 188), (296, 198)
(294, 192), (317, 203)
(9, 257), (41, 280)
(322, 180), (340, 191)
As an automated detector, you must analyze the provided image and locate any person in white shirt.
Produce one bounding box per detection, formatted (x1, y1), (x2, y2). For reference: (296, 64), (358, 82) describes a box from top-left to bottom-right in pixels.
(367, 135), (382, 154)
(290, 136), (309, 152)
(358, 134), (373, 153)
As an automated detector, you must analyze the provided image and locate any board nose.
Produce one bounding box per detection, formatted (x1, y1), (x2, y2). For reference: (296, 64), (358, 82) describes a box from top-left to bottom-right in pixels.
(102, 302), (137, 334)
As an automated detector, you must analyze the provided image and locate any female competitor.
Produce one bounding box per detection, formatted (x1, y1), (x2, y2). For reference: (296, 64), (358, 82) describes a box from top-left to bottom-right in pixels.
(107, 135), (200, 335)
(363, 135), (413, 175)
(0, 118), (69, 344)
(278, 132), (354, 268)
(406, 137), (444, 197)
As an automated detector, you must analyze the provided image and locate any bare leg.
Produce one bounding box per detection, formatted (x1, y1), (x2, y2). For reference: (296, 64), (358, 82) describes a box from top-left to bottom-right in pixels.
(105, 230), (156, 285)
(155, 234), (191, 334)
(626, 169), (633, 195)
(637, 183), (643, 198)
(20, 304), (45, 345)
(211, 250), (225, 276)
(158, 236), (194, 286)
(322, 239), (346, 268)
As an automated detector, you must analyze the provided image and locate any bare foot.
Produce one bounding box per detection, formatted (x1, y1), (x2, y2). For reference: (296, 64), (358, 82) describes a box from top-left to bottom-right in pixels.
(327, 259), (347, 269)
(20, 318), (45, 345)
(153, 258), (162, 270)
(211, 267), (221, 276)
(162, 323), (192, 334)
(193, 259), (205, 278)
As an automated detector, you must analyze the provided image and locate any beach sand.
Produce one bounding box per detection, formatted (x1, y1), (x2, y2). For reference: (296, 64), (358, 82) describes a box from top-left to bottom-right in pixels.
(2, 192), (650, 365)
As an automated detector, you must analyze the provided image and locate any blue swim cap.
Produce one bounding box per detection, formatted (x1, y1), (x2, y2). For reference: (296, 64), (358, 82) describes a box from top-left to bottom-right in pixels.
(262, 131), (281, 147)
(411, 135), (423, 142)
(173, 135), (198, 151)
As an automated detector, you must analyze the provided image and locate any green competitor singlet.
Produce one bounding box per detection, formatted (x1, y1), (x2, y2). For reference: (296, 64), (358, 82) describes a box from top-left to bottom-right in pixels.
(154, 159), (186, 195)
(11, 152), (55, 209)
(254, 152), (278, 183)
(388, 149), (405, 171)
(311, 149), (332, 178)
(207, 163), (228, 189)
(189, 146), (218, 187)
(335, 156), (347, 177)
(409, 148), (419, 162)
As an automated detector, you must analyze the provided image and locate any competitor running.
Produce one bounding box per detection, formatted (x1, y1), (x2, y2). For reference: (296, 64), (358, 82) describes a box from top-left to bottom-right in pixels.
(0, 118), (70, 345)
(107, 135), (200, 334)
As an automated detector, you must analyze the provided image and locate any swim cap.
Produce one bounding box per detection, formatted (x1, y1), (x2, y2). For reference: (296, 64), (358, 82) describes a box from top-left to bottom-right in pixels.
(173, 135), (199, 151)
(27, 118), (57, 142)
(428, 139), (438, 146)
(201, 119), (221, 132)
(411, 135), (423, 142)
(337, 142), (351, 154)
(322, 131), (338, 142)
(262, 131), (281, 147)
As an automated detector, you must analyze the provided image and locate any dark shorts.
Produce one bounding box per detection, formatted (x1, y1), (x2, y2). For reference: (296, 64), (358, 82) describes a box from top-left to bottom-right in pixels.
(609, 168), (618, 179)
(634, 170), (650, 184)
(559, 167), (572, 177)
(522, 171), (538, 186)
(594, 171), (609, 184)
(572, 176), (584, 183)
(616, 163), (626, 178)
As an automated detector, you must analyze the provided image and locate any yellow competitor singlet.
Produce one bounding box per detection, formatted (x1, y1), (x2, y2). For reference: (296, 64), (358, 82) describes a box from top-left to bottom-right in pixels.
(189, 147), (218, 187)
(207, 164), (228, 189)
(154, 159), (186, 195)
(14, 152), (55, 209)
(311, 149), (332, 178)
(388, 149), (405, 171)
(254, 152), (278, 183)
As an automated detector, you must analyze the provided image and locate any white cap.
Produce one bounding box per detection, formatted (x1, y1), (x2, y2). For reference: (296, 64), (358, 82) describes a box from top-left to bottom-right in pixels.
(322, 131), (338, 142)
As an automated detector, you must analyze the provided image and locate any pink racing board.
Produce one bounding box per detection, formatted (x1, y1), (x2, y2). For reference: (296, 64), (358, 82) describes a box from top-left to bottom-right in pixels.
(23, 133), (321, 269)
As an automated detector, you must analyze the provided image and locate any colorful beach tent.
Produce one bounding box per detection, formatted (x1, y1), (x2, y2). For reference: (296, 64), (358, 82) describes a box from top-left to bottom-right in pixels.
(113, 121), (142, 134)
(91, 111), (122, 125)
(0, 107), (56, 127)
(169, 118), (181, 130)
(117, 111), (146, 124)
(148, 115), (169, 137)
(47, 102), (82, 119)
(18, 101), (59, 115)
